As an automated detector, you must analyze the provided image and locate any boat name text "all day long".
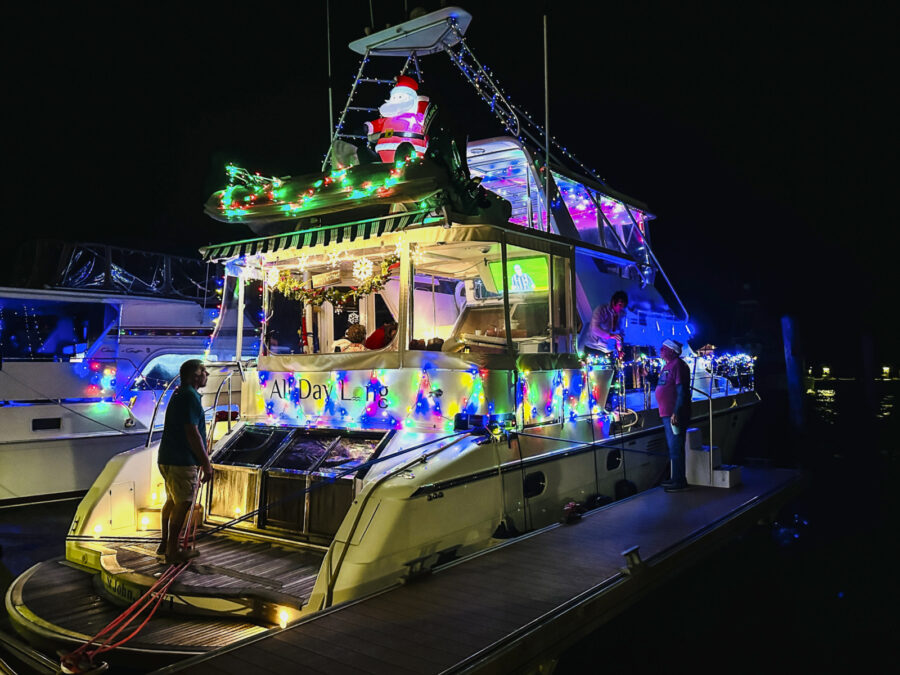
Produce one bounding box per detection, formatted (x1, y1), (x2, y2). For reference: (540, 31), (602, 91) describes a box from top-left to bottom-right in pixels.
(269, 377), (390, 408)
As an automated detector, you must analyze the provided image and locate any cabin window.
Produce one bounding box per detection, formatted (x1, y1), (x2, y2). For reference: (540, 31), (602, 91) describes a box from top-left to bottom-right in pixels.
(0, 299), (117, 361)
(523, 471), (546, 498)
(407, 241), (509, 355)
(407, 240), (576, 355)
(407, 272), (461, 352)
(263, 245), (399, 355)
(131, 353), (210, 390)
(503, 246), (551, 354)
(606, 448), (622, 471)
(551, 254), (575, 354)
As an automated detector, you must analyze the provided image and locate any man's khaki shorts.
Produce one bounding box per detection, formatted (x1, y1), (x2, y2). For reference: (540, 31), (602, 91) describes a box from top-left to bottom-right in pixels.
(159, 464), (200, 503)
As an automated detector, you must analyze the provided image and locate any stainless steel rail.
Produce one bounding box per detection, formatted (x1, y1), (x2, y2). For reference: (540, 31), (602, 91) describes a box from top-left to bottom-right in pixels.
(144, 373), (180, 448)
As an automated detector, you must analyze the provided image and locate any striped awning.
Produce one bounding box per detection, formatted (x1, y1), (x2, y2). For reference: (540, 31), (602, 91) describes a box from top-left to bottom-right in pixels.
(200, 210), (428, 262)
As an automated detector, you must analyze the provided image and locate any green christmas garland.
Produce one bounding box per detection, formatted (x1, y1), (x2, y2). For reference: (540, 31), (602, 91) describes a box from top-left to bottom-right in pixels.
(274, 254), (400, 308)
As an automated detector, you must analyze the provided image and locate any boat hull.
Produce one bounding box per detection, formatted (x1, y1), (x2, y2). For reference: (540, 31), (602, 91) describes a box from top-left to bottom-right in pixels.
(0, 430), (159, 506)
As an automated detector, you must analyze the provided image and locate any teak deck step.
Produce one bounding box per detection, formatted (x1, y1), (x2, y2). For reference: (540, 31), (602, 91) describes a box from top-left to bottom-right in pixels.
(104, 534), (325, 609)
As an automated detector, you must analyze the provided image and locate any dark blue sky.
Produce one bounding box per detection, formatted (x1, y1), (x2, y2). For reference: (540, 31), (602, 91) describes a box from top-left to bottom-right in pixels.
(7, 2), (895, 368)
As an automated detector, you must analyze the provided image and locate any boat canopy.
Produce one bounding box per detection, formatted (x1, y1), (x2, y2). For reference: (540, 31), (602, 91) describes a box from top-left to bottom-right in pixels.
(200, 211), (635, 268)
(200, 210), (429, 263)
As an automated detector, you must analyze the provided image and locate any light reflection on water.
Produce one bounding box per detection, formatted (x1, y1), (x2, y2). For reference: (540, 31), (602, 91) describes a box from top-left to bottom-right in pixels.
(877, 394), (894, 420)
(812, 389), (838, 425)
(810, 386), (894, 425)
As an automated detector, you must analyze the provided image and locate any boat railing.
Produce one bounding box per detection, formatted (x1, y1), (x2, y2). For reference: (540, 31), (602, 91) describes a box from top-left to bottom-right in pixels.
(690, 378), (716, 481)
(690, 357), (755, 400)
(689, 357), (718, 480)
(145, 373), (180, 448)
(143, 360), (248, 449)
(205, 361), (247, 448)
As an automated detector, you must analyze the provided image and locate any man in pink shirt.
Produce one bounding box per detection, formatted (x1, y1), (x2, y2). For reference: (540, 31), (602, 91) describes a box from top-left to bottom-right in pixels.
(655, 339), (692, 492)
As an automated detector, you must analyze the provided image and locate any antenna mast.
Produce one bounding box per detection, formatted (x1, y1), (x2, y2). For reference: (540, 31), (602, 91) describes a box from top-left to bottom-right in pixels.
(543, 15), (550, 232)
(326, 0), (335, 142)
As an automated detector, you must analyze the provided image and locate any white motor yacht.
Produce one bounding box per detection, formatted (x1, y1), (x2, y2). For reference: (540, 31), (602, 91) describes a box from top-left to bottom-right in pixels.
(0, 243), (257, 506)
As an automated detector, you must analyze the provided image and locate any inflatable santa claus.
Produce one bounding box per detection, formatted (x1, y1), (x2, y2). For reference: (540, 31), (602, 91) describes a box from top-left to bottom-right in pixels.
(365, 75), (431, 163)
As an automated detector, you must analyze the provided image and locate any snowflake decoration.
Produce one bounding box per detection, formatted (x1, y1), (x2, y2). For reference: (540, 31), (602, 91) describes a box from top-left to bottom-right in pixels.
(411, 244), (426, 266)
(347, 312), (360, 324)
(353, 257), (374, 282)
(327, 248), (346, 268)
(297, 255), (310, 273)
(393, 234), (406, 257)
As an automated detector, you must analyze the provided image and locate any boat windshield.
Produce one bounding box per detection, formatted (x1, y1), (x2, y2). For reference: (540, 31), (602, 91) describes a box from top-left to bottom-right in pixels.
(410, 241), (575, 355)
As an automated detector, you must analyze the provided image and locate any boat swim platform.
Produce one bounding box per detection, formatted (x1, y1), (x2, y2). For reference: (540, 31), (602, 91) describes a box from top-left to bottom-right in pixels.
(5, 534), (326, 667)
(153, 467), (801, 675)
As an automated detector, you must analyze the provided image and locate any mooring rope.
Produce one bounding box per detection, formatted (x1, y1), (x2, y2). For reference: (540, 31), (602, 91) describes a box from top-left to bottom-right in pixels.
(60, 483), (201, 674)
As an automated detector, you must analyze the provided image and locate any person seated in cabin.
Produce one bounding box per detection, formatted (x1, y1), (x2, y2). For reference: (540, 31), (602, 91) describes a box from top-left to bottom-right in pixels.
(426, 337), (444, 351)
(583, 290), (628, 359)
(364, 320), (398, 350)
(409, 338), (426, 350)
(333, 330), (351, 353)
(342, 324), (368, 352)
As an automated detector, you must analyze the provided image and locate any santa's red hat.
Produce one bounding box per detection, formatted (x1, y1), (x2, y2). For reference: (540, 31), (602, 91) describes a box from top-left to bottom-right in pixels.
(392, 75), (418, 95)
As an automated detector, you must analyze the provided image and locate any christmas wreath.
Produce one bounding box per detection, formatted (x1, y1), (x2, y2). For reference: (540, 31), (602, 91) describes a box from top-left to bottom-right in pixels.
(274, 253), (400, 308)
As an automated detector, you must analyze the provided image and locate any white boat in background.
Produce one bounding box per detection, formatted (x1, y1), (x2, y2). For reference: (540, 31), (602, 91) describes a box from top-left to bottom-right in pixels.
(0, 243), (257, 506)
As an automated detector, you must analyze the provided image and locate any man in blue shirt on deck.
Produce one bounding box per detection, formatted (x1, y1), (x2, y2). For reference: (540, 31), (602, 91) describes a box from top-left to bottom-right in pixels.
(157, 359), (212, 563)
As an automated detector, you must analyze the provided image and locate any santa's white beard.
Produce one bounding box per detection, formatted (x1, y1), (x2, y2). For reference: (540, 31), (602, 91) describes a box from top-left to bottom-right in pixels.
(379, 99), (416, 118)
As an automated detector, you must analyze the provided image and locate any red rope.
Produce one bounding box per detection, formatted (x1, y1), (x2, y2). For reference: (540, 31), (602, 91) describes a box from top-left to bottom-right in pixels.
(84, 564), (186, 659)
(61, 482), (203, 672)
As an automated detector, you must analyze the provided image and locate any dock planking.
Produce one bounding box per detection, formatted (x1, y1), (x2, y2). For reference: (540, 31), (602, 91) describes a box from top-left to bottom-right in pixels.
(158, 467), (800, 674)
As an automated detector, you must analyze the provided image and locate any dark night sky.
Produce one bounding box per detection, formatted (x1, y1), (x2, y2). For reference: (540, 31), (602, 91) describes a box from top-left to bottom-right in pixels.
(6, 2), (897, 370)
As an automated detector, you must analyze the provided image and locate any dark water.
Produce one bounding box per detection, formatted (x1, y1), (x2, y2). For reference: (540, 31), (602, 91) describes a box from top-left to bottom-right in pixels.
(558, 380), (900, 672)
(2, 382), (897, 673)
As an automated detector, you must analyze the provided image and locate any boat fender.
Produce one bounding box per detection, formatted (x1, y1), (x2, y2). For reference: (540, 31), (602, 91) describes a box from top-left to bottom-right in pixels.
(561, 500), (587, 524)
(492, 519), (520, 539)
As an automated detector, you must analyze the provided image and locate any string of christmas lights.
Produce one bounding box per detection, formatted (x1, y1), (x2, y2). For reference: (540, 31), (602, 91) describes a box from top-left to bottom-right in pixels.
(445, 19), (606, 184)
(217, 155), (420, 221)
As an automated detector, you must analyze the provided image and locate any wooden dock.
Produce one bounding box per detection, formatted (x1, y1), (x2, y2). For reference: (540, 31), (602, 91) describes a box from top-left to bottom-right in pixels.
(153, 467), (801, 674)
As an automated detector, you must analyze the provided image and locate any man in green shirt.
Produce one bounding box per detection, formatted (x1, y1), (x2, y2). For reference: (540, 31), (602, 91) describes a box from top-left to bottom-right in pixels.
(157, 359), (212, 563)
